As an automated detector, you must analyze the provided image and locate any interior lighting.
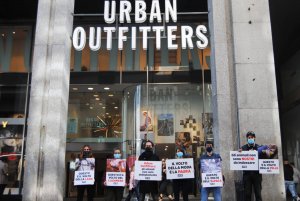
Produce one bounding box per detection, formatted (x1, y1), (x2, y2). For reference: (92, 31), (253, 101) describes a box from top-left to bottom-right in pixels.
(104, 87), (110, 90)
(88, 87), (94, 90)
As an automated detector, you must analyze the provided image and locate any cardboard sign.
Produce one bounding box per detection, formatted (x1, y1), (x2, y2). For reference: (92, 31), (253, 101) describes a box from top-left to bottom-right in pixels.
(135, 161), (162, 181)
(166, 158), (194, 179)
(106, 159), (127, 186)
(230, 151), (258, 170)
(74, 170), (95, 185)
(201, 172), (223, 187)
(259, 159), (279, 174)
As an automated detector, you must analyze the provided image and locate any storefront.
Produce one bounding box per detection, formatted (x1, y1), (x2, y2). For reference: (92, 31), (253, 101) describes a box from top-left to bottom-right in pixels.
(0, 0), (286, 201)
(66, 0), (211, 198)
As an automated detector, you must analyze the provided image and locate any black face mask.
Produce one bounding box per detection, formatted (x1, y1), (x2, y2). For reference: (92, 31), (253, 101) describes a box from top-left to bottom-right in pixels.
(83, 151), (90, 158)
(145, 147), (152, 152)
(206, 147), (213, 153)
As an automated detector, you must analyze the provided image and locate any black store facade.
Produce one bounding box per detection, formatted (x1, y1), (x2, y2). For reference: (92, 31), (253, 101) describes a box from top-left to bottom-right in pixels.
(0, 0), (293, 201)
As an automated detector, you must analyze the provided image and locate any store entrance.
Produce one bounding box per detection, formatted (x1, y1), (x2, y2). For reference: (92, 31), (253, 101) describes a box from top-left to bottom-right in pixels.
(65, 83), (213, 199)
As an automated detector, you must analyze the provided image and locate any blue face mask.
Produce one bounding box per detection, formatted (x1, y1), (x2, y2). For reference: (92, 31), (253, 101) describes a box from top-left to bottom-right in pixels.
(176, 152), (183, 158)
(248, 139), (255, 145)
(114, 153), (121, 159)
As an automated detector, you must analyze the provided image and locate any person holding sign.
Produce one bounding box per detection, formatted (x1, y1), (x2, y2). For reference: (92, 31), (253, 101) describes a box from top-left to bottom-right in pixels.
(103, 147), (129, 201)
(172, 148), (193, 201)
(239, 131), (262, 201)
(75, 145), (95, 201)
(138, 140), (160, 201)
(199, 141), (222, 201)
(158, 158), (174, 201)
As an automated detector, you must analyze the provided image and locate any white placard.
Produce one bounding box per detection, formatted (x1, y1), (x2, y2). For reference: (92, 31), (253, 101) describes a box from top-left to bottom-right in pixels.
(134, 161), (162, 181)
(166, 158), (195, 179)
(106, 172), (126, 186)
(105, 159), (127, 186)
(201, 172), (223, 187)
(230, 151), (258, 170)
(74, 170), (95, 185)
(259, 159), (279, 174)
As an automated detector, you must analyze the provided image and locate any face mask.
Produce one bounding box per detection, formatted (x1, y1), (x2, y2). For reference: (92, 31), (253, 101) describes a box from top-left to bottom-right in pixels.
(114, 153), (121, 159)
(83, 151), (90, 158)
(145, 147), (152, 152)
(176, 152), (183, 158)
(206, 147), (213, 153)
(248, 139), (255, 145)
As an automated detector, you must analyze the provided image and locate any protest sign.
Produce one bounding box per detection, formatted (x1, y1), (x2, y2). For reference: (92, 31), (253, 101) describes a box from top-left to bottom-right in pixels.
(74, 170), (94, 185)
(135, 161), (162, 181)
(201, 158), (222, 173)
(200, 158), (223, 187)
(201, 172), (223, 187)
(230, 151), (258, 170)
(166, 158), (194, 179)
(106, 159), (126, 186)
(259, 159), (279, 174)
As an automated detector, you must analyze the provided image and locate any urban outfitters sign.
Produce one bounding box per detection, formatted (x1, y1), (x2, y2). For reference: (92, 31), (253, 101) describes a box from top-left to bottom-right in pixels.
(72, 0), (209, 51)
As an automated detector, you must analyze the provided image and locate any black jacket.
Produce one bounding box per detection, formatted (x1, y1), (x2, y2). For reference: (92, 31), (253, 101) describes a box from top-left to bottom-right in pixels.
(138, 150), (160, 193)
(241, 143), (260, 175)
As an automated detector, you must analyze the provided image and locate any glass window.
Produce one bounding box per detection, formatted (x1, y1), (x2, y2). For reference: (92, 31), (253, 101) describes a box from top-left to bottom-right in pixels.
(0, 26), (32, 73)
(0, 85), (28, 196)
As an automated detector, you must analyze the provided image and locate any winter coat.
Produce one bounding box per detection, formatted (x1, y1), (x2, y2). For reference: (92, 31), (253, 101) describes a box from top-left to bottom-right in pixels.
(138, 150), (160, 193)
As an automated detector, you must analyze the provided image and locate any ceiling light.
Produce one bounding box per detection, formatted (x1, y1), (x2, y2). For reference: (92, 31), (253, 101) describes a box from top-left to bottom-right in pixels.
(72, 88), (78, 90)
(95, 98), (100, 101)
(106, 113), (109, 115)
(93, 94), (99, 97)
(104, 87), (110, 90)
(12, 32), (15, 34)
(88, 87), (94, 91)
(90, 107), (93, 109)
(86, 103), (89, 106)
(99, 103), (103, 105)
(114, 107), (118, 109)
(102, 106), (106, 109)
(108, 94), (114, 97)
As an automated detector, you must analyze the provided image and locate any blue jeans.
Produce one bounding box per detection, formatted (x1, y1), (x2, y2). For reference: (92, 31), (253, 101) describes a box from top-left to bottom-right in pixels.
(201, 187), (221, 201)
(285, 180), (298, 198)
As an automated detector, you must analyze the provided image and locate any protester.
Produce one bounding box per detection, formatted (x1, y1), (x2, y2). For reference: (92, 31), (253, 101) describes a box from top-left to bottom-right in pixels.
(125, 164), (140, 201)
(199, 141), (222, 201)
(103, 147), (129, 201)
(159, 158), (174, 201)
(239, 131), (262, 201)
(75, 145), (95, 201)
(138, 140), (160, 201)
(173, 148), (192, 201)
(284, 160), (300, 201)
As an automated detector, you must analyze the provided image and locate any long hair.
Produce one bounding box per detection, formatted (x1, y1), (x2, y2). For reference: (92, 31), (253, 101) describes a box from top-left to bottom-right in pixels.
(79, 145), (94, 160)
